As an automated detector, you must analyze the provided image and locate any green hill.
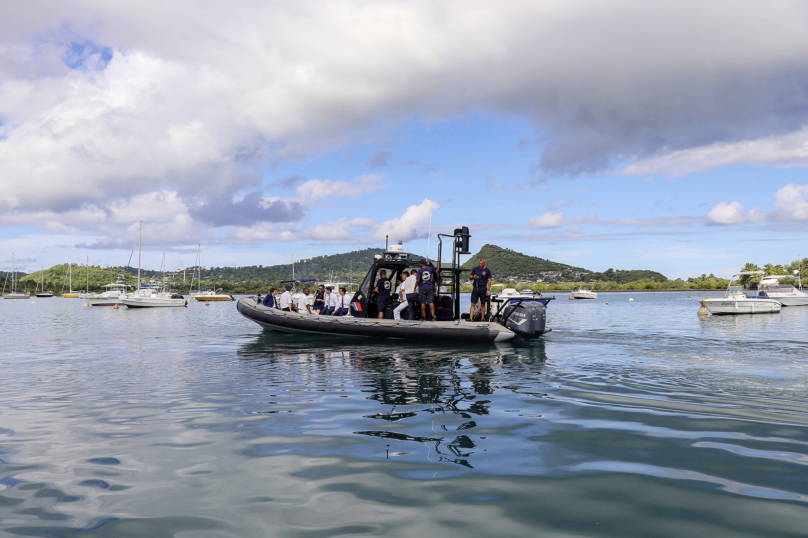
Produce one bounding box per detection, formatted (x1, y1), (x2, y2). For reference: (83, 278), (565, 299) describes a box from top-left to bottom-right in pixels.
(18, 264), (164, 294)
(462, 244), (667, 283)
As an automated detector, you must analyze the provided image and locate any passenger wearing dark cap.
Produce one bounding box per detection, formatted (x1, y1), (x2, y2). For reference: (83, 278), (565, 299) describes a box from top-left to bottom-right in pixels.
(416, 259), (437, 320)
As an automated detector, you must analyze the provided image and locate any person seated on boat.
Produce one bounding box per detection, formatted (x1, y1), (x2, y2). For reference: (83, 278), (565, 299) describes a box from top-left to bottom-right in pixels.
(297, 287), (314, 314)
(312, 284), (326, 314)
(279, 286), (293, 312)
(403, 268), (419, 320)
(262, 287), (277, 308)
(437, 277), (448, 298)
(334, 287), (351, 316)
(416, 259), (437, 320)
(393, 271), (410, 320)
(470, 257), (492, 320)
(373, 269), (392, 319)
(322, 286), (336, 315)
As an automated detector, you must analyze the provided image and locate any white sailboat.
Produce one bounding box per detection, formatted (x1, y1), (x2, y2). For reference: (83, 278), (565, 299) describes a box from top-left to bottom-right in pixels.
(2, 253), (31, 299)
(122, 222), (186, 308)
(701, 271), (782, 314)
(78, 256), (93, 299)
(191, 245), (234, 301)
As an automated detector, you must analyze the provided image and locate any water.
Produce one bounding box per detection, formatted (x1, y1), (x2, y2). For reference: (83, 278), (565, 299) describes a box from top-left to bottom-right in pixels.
(1, 292), (807, 537)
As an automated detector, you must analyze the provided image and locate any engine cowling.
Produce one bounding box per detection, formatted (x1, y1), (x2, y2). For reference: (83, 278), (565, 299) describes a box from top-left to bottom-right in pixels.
(503, 301), (548, 338)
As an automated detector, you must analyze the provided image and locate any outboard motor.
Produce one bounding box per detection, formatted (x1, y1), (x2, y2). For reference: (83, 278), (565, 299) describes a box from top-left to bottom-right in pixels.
(502, 301), (548, 338)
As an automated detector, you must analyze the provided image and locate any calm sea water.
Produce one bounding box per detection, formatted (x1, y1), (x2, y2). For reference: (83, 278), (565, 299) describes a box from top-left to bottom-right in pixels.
(1, 291), (807, 537)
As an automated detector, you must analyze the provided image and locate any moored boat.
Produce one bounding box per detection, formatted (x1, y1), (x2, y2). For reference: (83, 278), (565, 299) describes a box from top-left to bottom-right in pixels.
(571, 284), (597, 299)
(2, 253), (31, 300)
(238, 227), (552, 341)
(88, 276), (129, 306)
(756, 274), (808, 307)
(702, 271), (782, 315)
(34, 266), (54, 297)
(120, 222), (187, 309)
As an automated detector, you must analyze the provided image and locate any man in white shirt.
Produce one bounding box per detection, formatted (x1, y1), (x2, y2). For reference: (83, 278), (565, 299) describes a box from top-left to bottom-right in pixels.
(296, 287), (313, 314)
(278, 286), (293, 311)
(322, 286), (336, 315)
(393, 271), (410, 320)
(402, 269), (419, 320)
(334, 287), (352, 316)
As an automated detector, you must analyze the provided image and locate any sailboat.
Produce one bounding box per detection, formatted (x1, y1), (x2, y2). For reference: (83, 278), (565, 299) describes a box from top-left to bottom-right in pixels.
(35, 266), (54, 297)
(61, 263), (79, 298)
(2, 253), (31, 299)
(121, 222), (186, 308)
(78, 256), (93, 299)
(191, 245), (234, 301)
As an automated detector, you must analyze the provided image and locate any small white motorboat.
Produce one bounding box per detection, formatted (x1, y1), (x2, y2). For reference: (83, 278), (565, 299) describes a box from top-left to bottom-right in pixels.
(701, 271), (781, 315)
(120, 222), (186, 309)
(756, 274), (808, 307)
(88, 276), (130, 306)
(571, 284), (597, 299)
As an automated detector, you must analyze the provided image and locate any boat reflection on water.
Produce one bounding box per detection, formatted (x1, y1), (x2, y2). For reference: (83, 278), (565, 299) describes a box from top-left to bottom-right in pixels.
(237, 333), (548, 469)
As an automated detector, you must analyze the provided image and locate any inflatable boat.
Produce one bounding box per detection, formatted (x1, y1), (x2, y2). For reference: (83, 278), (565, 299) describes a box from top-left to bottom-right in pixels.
(237, 226), (553, 342)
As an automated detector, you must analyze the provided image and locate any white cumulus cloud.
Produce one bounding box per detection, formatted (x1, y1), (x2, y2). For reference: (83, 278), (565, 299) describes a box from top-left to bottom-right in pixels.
(373, 199), (439, 242)
(774, 183), (808, 220)
(707, 201), (765, 225)
(528, 212), (566, 229)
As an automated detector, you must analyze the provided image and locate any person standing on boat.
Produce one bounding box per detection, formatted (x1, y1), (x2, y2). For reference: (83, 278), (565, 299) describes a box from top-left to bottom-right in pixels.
(334, 287), (351, 316)
(279, 286), (293, 312)
(393, 271), (410, 320)
(403, 269), (419, 320)
(374, 269), (392, 319)
(416, 259), (437, 320)
(297, 287), (314, 314)
(262, 287), (277, 308)
(470, 257), (492, 320)
(312, 284), (326, 314)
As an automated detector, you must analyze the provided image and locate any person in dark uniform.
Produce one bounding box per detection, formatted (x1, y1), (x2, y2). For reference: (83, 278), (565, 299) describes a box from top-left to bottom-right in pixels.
(312, 284), (325, 314)
(416, 259), (437, 320)
(469, 257), (492, 319)
(373, 269), (392, 319)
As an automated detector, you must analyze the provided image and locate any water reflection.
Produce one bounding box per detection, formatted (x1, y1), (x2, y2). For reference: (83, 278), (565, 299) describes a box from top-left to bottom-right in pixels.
(237, 333), (548, 469)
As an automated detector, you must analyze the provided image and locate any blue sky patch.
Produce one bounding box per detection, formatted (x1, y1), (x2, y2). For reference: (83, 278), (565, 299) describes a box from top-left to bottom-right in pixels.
(63, 41), (113, 70)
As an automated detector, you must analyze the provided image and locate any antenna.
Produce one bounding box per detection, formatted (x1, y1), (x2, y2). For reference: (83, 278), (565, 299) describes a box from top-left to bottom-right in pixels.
(426, 210), (433, 262)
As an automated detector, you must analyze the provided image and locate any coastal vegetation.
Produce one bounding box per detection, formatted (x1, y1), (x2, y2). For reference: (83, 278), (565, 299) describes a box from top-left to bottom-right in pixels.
(11, 250), (807, 295)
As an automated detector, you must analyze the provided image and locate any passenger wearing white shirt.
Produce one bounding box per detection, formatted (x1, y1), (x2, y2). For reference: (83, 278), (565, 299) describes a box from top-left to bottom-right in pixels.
(322, 287), (337, 315)
(402, 270), (419, 320)
(297, 287), (314, 314)
(278, 286), (293, 311)
(334, 287), (352, 316)
(393, 271), (410, 320)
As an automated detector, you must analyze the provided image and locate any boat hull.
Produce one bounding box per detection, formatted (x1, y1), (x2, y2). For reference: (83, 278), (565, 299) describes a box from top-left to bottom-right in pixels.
(35, 293), (54, 298)
(571, 292), (597, 299)
(776, 297), (808, 307)
(122, 297), (187, 308)
(237, 297), (515, 342)
(3, 294), (30, 300)
(702, 298), (782, 314)
(194, 295), (234, 301)
(61, 294), (78, 298)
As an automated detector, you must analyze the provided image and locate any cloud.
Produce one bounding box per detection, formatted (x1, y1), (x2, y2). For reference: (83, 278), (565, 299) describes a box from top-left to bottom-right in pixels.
(368, 151), (392, 168)
(373, 199), (439, 242)
(774, 183), (808, 220)
(190, 193), (304, 227)
(229, 224), (297, 244)
(528, 212), (565, 229)
(295, 175), (387, 204)
(623, 129), (808, 178)
(707, 201), (765, 225)
(545, 198), (571, 211)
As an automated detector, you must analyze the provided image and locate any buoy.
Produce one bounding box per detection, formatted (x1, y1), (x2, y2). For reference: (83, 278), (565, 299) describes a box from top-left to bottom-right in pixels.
(205, 301), (210, 306)
(698, 299), (708, 315)
(568, 295), (573, 300)
(688, 295), (693, 298)
(605, 301), (609, 305)
(113, 304), (119, 309)
(629, 298), (634, 302)
(84, 302), (88, 307)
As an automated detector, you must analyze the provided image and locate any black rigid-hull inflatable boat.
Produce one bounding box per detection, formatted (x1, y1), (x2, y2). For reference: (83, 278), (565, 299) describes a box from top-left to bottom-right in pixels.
(237, 226), (553, 342)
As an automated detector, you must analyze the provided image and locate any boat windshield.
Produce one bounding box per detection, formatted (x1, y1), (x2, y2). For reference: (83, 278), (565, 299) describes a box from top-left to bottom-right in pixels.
(727, 285), (744, 295)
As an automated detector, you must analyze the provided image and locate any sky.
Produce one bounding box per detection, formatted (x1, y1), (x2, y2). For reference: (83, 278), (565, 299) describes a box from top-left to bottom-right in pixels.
(2, 0), (808, 280)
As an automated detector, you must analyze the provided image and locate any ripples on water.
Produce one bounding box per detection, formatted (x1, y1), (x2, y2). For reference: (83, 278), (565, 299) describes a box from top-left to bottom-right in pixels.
(1, 292), (807, 537)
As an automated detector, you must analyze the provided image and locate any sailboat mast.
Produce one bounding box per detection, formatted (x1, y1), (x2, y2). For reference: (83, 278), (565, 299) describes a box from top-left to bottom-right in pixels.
(197, 244), (201, 293)
(11, 253), (14, 291)
(137, 220), (142, 290)
(86, 255), (89, 294)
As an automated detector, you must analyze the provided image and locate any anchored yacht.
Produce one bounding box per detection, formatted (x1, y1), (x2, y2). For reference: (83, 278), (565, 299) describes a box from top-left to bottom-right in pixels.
(571, 284), (598, 300)
(120, 222), (187, 309)
(701, 271), (782, 315)
(756, 274), (808, 307)
(2, 253), (31, 299)
(88, 276), (129, 306)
